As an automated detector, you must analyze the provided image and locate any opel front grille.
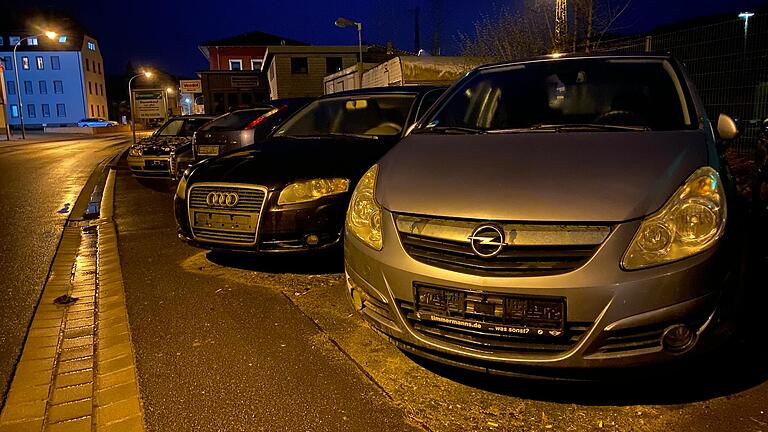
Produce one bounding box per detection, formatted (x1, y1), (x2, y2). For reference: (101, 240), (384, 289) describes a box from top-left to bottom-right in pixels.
(188, 183), (268, 246)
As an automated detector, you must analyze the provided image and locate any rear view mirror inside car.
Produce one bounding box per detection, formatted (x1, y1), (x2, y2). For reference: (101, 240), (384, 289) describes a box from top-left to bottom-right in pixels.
(345, 100), (369, 110)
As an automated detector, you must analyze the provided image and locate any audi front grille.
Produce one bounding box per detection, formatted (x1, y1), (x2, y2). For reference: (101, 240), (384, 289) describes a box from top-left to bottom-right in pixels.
(188, 183), (268, 246)
(395, 215), (611, 277)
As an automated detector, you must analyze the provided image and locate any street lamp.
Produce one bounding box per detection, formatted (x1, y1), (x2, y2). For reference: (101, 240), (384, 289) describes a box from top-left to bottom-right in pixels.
(335, 17), (363, 88)
(738, 12), (755, 50)
(12, 30), (59, 139)
(128, 70), (153, 145)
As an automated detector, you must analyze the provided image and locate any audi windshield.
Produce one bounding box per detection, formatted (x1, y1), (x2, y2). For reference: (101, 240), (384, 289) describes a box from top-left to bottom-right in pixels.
(415, 57), (696, 134)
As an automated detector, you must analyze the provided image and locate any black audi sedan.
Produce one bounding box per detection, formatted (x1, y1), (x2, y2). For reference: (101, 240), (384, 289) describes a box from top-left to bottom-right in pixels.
(174, 86), (445, 253)
(128, 115), (216, 177)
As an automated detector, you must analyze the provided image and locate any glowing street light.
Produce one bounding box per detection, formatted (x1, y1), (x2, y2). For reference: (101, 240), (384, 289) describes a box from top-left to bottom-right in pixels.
(739, 12), (755, 50)
(334, 17), (363, 87)
(128, 70), (154, 144)
(11, 30), (62, 139)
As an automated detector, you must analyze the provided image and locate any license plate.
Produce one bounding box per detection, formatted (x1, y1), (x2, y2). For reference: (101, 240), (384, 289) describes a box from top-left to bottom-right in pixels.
(144, 160), (168, 169)
(198, 145), (219, 156)
(414, 284), (566, 337)
(192, 211), (254, 232)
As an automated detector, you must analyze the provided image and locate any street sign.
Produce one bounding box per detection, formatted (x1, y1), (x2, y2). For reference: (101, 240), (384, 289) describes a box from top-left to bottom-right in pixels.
(133, 90), (165, 119)
(179, 80), (202, 93)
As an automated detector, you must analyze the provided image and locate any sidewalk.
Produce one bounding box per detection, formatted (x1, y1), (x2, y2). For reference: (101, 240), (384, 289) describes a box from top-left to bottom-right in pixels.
(0, 132), (93, 145)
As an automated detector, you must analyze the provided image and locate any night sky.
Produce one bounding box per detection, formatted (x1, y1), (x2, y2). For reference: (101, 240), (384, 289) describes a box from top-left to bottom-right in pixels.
(7, 0), (768, 76)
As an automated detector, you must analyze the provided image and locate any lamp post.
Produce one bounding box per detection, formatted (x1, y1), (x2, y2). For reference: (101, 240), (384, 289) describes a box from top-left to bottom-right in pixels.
(128, 71), (152, 145)
(12, 31), (59, 139)
(334, 17), (363, 88)
(164, 87), (175, 121)
(738, 12), (755, 51)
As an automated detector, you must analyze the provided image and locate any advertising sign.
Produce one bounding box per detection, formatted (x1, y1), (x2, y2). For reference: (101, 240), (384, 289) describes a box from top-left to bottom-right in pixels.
(179, 80), (202, 93)
(133, 91), (165, 119)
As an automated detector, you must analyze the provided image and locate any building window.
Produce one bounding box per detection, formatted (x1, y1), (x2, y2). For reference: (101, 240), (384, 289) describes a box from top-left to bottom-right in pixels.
(27, 104), (36, 118)
(0, 37), (3, 45)
(87, 41), (96, 50)
(6, 81), (15, 95)
(9, 36), (20, 46)
(97, 63), (101, 74)
(24, 81), (33, 95)
(39, 81), (47, 94)
(56, 103), (66, 117)
(27, 37), (38, 46)
(58, 36), (67, 43)
(21, 56), (30, 70)
(10, 105), (19, 118)
(89, 82), (92, 94)
(51, 56), (60, 70)
(90, 105), (94, 116)
(36, 56), (44, 70)
(1, 56), (11, 71)
(54, 80), (63, 94)
(326, 57), (343, 74)
(42, 104), (50, 117)
(85, 60), (89, 71)
(291, 57), (308, 74)
(229, 59), (242, 71)
(251, 59), (262, 71)
(100, 84), (104, 96)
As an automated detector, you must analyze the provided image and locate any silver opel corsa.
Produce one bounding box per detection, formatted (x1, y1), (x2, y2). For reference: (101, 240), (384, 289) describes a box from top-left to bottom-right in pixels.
(344, 54), (744, 378)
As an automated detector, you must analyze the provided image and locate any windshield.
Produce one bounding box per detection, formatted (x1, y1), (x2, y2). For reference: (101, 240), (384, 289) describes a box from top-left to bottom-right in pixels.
(420, 58), (694, 133)
(156, 118), (212, 137)
(274, 95), (416, 138)
(200, 109), (273, 131)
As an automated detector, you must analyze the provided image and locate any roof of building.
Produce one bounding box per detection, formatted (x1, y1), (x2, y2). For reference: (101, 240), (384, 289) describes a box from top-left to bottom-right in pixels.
(200, 31), (307, 48)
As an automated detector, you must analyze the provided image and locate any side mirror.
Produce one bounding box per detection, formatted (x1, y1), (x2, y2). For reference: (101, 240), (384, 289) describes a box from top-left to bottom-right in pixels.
(716, 113), (740, 141)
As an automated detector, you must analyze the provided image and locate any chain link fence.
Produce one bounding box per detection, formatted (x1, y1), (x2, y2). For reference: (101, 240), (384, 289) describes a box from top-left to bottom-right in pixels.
(593, 13), (768, 153)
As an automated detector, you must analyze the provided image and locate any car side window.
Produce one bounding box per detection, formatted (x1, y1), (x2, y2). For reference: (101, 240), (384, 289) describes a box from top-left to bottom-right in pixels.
(414, 90), (444, 121)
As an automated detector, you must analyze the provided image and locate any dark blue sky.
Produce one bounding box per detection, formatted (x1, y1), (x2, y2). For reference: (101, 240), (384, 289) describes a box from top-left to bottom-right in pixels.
(12, 0), (768, 76)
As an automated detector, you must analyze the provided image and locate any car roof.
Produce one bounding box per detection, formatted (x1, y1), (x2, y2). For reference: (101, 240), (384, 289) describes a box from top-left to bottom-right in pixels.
(168, 115), (217, 120)
(475, 52), (675, 72)
(319, 85), (447, 99)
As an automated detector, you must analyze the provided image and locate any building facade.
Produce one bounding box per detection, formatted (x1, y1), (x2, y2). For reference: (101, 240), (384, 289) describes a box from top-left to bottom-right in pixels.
(0, 32), (107, 127)
(263, 46), (360, 99)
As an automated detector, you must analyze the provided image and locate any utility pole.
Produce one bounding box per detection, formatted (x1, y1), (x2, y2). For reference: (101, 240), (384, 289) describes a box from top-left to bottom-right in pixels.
(414, 7), (421, 53)
(555, 0), (568, 52)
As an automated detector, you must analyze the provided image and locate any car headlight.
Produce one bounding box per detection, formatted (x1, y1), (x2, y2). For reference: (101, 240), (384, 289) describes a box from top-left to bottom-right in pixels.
(128, 147), (143, 157)
(277, 178), (350, 205)
(622, 166), (726, 270)
(175, 171), (189, 200)
(346, 165), (382, 250)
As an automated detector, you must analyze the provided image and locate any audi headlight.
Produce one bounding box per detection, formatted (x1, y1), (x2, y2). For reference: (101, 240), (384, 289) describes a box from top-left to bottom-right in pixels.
(622, 167), (726, 270)
(346, 165), (382, 250)
(175, 171), (189, 200)
(128, 147), (143, 157)
(277, 178), (350, 205)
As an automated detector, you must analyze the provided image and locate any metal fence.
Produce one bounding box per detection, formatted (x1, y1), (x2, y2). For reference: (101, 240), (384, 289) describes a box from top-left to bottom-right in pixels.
(591, 13), (768, 153)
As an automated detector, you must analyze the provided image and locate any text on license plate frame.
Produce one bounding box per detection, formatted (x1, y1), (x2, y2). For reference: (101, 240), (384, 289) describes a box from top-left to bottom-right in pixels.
(197, 145), (220, 156)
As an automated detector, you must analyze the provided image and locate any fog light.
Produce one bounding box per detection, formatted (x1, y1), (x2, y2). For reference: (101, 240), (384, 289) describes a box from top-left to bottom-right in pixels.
(662, 324), (696, 353)
(306, 234), (319, 246)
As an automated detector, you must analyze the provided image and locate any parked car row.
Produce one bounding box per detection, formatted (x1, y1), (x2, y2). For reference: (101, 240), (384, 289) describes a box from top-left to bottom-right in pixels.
(134, 53), (749, 379)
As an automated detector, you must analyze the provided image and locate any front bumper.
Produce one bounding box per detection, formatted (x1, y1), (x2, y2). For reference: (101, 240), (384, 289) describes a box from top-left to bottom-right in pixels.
(128, 155), (172, 178)
(344, 209), (735, 375)
(175, 189), (348, 253)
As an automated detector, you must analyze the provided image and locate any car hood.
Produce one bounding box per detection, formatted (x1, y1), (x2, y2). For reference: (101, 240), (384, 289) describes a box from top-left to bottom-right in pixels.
(376, 131), (709, 222)
(133, 136), (191, 153)
(188, 136), (397, 189)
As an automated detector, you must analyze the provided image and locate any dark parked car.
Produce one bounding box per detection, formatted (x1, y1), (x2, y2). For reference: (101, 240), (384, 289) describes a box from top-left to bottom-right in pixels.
(128, 115), (216, 177)
(191, 98), (313, 162)
(344, 54), (745, 377)
(174, 86), (445, 253)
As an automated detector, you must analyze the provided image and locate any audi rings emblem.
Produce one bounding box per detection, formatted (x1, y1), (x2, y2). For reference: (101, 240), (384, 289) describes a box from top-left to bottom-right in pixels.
(206, 192), (239, 208)
(467, 224), (506, 258)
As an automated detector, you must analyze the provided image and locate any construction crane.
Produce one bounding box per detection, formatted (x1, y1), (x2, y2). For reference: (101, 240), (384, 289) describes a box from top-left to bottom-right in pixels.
(554, 0), (567, 52)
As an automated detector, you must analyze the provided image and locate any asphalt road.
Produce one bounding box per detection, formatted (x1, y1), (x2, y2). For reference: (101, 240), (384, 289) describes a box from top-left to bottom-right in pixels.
(0, 135), (129, 404)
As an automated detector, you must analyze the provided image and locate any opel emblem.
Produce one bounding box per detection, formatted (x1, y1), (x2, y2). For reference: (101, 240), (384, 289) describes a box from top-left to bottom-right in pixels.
(468, 225), (506, 258)
(206, 191), (239, 208)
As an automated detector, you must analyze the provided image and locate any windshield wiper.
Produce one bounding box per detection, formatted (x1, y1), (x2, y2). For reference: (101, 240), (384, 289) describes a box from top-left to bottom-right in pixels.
(327, 132), (379, 140)
(522, 123), (650, 132)
(411, 126), (487, 135)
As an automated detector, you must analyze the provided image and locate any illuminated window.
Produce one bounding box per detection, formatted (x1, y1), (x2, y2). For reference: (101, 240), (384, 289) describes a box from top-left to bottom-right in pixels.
(27, 37), (38, 46)
(21, 57), (29, 70)
(87, 41), (96, 50)
(36, 56), (44, 70)
(58, 36), (67, 43)
(10, 105), (19, 118)
(53, 80), (63, 94)
(51, 56), (60, 70)
(42, 104), (50, 117)
(56, 103), (66, 117)
(229, 59), (242, 71)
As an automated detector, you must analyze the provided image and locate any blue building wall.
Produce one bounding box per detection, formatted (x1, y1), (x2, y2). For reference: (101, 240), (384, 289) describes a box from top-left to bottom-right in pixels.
(1, 50), (87, 127)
